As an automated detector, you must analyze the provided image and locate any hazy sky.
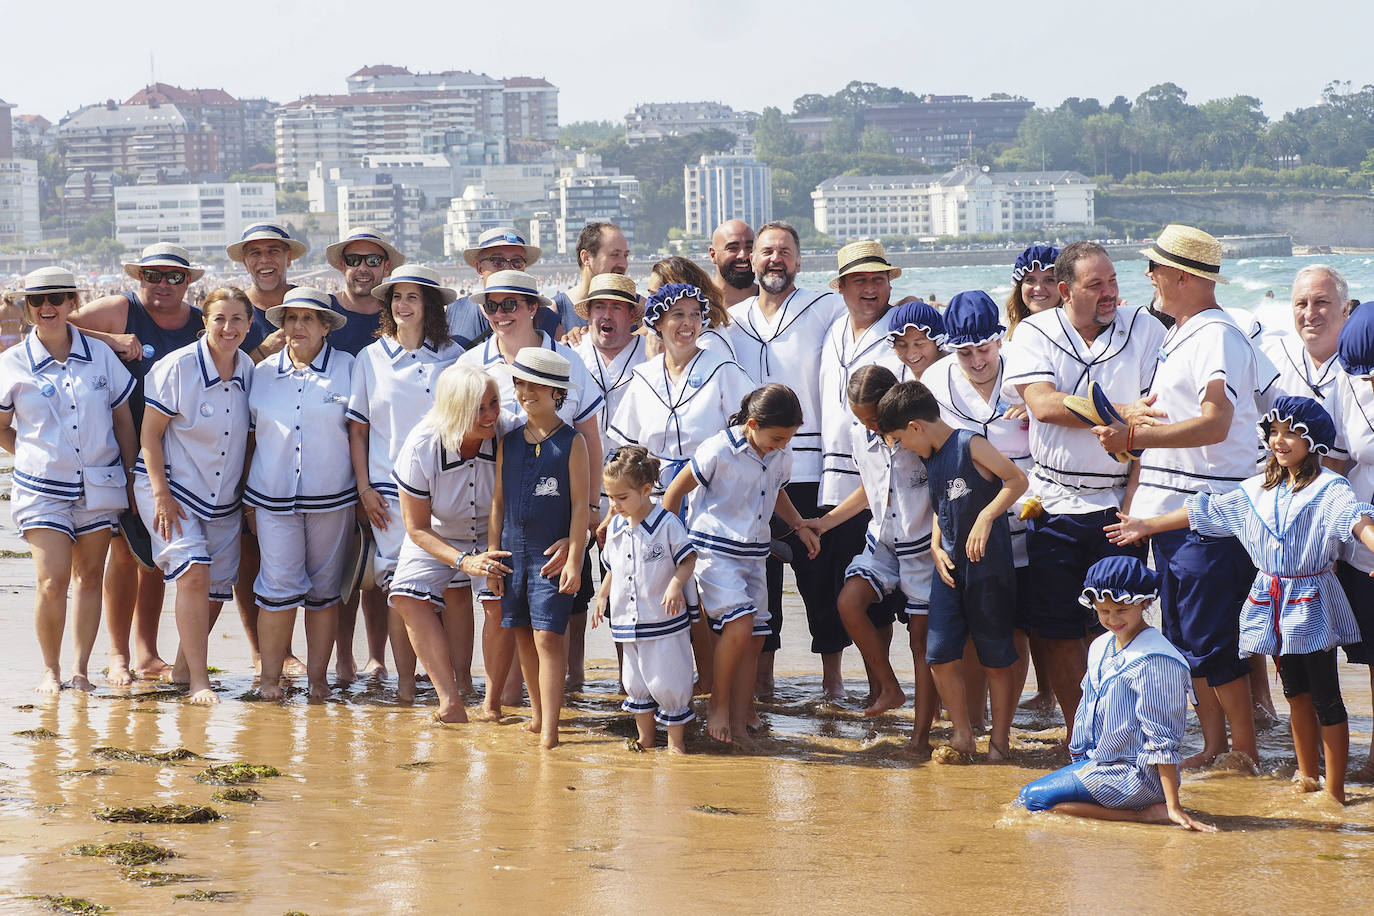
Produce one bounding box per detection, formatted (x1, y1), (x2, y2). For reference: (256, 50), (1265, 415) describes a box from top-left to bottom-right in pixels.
(5, 0), (1372, 124)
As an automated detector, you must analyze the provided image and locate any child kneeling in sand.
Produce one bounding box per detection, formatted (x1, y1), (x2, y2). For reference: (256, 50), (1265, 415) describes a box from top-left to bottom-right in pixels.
(592, 446), (698, 753)
(1017, 556), (1214, 830)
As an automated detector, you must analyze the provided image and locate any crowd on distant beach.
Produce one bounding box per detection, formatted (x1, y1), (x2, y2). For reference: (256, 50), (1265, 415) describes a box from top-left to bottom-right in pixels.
(3, 212), (1374, 828)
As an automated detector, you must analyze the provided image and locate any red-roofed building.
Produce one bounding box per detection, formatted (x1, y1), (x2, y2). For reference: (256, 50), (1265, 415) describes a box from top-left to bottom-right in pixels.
(122, 83), (275, 173)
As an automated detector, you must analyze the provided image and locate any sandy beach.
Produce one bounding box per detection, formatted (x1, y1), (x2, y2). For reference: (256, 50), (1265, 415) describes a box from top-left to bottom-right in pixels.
(2, 487), (1373, 914)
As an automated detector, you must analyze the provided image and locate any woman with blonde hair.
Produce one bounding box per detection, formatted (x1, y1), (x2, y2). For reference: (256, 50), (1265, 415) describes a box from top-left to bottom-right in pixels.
(1004, 245), (1061, 338)
(389, 364), (511, 722)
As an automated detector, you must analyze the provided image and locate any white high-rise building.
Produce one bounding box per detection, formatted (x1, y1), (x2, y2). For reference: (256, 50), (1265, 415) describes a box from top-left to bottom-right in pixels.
(114, 182), (276, 251)
(443, 185), (515, 257)
(0, 158), (40, 245)
(684, 153), (772, 237)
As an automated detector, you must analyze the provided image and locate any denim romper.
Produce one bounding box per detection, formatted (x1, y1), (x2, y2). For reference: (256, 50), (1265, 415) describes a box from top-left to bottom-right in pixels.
(499, 423), (576, 634)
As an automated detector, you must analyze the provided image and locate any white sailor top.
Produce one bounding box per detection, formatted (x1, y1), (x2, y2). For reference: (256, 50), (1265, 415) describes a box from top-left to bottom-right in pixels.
(1132, 309), (1279, 518)
(604, 504), (697, 642)
(1260, 330), (1347, 459)
(1002, 304), (1166, 515)
(819, 306), (897, 506)
(849, 424), (932, 561)
(1335, 369), (1374, 573)
(347, 335), (462, 500)
(1186, 470), (1370, 656)
(607, 347), (755, 492)
(135, 338), (253, 519)
(457, 330), (601, 428)
(728, 289), (843, 484)
(0, 328), (134, 499)
(923, 353), (1032, 566)
(687, 425), (792, 559)
(570, 335), (646, 433)
(391, 419), (497, 544)
(245, 343), (355, 513)
(698, 326), (737, 360)
(1069, 627), (1191, 809)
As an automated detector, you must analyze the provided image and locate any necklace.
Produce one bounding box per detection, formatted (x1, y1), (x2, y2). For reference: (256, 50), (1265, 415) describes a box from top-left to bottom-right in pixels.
(524, 421), (564, 457)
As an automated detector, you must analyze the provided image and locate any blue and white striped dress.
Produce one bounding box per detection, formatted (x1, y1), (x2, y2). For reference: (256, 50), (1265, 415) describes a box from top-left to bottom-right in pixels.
(1185, 469), (1372, 657)
(1070, 627), (1191, 809)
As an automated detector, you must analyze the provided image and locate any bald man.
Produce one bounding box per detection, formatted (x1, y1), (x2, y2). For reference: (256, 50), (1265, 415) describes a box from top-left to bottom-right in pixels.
(710, 219), (758, 308)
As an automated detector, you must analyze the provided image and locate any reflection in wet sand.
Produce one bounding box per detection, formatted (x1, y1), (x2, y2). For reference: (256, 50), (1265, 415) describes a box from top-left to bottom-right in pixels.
(2, 589), (1374, 913)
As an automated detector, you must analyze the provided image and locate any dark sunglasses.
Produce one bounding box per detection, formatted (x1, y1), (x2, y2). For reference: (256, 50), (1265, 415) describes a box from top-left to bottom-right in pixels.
(482, 296), (528, 315)
(25, 292), (73, 307)
(343, 253), (386, 268)
(141, 268), (187, 285)
(479, 255), (527, 270)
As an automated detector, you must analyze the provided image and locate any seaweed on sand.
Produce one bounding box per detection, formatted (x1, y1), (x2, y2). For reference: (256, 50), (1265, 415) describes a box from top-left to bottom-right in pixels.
(193, 762), (281, 785)
(120, 867), (206, 887)
(210, 786), (262, 803)
(173, 890), (237, 902)
(68, 840), (176, 866)
(94, 804), (221, 824)
(90, 746), (203, 764)
(13, 728), (58, 740)
(22, 896), (107, 914)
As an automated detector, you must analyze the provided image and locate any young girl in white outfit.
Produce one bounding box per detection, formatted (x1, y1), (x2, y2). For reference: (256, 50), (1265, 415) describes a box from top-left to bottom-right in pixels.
(663, 384), (820, 744)
(593, 446), (698, 753)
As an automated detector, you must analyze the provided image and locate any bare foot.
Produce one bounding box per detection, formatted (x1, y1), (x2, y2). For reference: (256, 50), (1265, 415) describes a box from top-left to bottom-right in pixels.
(541, 732), (560, 750)
(259, 683), (285, 701)
(706, 711), (732, 744)
(107, 656), (133, 687)
(864, 685), (907, 717)
(1018, 691), (1056, 711)
(168, 662), (190, 685)
(307, 682), (331, 701)
(433, 705), (469, 724)
(1212, 751), (1260, 775)
(1138, 802), (1174, 825)
(457, 678), (476, 696)
(361, 659), (387, 678)
(35, 670), (63, 694)
(948, 732), (976, 756)
(188, 688), (219, 705)
(1291, 773), (1321, 794)
(70, 674), (96, 693)
(282, 656), (307, 677)
(1349, 759), (1374, 783)
(987, 742), (1011, 762)
(475, 706), (503, 723)
(565, 675), (585, 691)
(931, 744), (971, 765)
(137, 658), (173, 681)
(822, 682), (846, 702)
(523, 718), (542, 735)
(1182, 750), (1218, 770)
(334, 659), (358, 682)
(397, 685), (416, 705)
(668, 743), (687, 755)
(904, 739), (933, 761)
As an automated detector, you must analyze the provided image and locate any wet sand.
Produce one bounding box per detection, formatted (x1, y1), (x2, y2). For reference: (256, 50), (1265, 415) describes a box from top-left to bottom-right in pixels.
(2, 511), (1374, 913)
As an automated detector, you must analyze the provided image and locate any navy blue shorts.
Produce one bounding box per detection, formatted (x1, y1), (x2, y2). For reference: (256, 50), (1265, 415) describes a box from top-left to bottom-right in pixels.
(1153, 528), (1252, 686)
(926, 562), (1018, 668)
(1336, 561), (1374, 666)
(1018, 759), (1096, 811)
(500, 554), (575, 635)
(1026, 508), (1146, 640)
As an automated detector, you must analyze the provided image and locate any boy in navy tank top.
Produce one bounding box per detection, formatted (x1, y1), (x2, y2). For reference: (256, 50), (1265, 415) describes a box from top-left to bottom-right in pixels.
(878, 381), (1027, 761)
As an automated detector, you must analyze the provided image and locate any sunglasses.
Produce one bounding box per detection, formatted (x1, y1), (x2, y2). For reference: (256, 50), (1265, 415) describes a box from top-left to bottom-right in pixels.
(25, 292), (73, 307)
(480, 255), (527, 270)
(343, 253), (386, 268)
(141, 268), (187, 285)
(482, 296), (529, 315)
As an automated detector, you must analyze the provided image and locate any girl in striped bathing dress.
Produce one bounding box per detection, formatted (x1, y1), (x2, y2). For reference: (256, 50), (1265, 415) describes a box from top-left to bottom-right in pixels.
(1109, 396), (1374, 804)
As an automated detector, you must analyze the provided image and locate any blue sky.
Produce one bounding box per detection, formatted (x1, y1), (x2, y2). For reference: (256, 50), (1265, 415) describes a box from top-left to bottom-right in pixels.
(6, 0), (1372, 124)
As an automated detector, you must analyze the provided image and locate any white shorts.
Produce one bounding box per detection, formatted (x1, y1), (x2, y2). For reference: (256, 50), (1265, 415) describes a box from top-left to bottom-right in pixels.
(845, 537), (933, 616)
(134, 478), (240, 602)
(369, 495), (405, 590)
(10, 485), (119, 541)
(695, 550), (769, 636)
(621, 635), (696, 725)
(253, 507), (353, 611)
(389, 534), (498, 611)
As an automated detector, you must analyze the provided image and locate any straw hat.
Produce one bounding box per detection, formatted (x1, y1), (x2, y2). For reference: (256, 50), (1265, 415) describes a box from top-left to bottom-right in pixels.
(829, 240), (902, 291)
(573, 273), (640, 321)
(507, 346), (580, 391)
(227, 222), (308, 262)
(462, 227), (541, 270)
(265, 286), (347, 332)
(122, 242), (206, 283)
(324, 228), (405, 271)
(370, 265), (459, 305)
(18, 266), (85, 297)
(1141, 224), (1228, 284)
(470, 270), (553, 310)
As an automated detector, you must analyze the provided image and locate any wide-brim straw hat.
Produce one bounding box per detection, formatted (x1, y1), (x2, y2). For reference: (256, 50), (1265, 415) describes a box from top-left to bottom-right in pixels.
(470, 269), (553, 310)
(122, 242), (206, 283)
(462, 227), (541, 270)
(573, 273), (640, 321)
(829, 240), (902, 291)
(227, 222), (308, 262)
(18, 266), (85, 298)
(371, 265), (460, 305)
(265, 286), (347, 332)
(1141, 224), (1228, 284)
(507, 346), (579, 391)
(324, 228), (406, 271)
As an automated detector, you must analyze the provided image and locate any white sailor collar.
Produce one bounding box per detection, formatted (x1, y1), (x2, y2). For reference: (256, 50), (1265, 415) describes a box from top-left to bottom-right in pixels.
(1240, 467), (1345, 541)
(480, 330), (556, 367)
(724, 424), (753, 454)
(24, 325), (94, 372)
(379, 335), (443, 364)
(195, 336), (248, 390)
(273, 341), (337, 377)
(1159, 306), (1238, 357)
(636, 346), (731, 403)
(439, 436), (497, 471)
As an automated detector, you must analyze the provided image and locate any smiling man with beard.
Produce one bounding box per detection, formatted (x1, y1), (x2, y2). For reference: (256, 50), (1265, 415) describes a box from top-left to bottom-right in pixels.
(710, 219), (758, 309)
(227, 222), (306, 361)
